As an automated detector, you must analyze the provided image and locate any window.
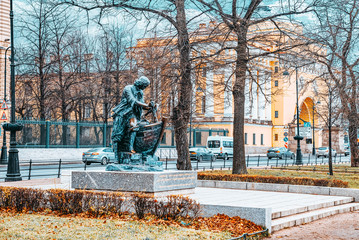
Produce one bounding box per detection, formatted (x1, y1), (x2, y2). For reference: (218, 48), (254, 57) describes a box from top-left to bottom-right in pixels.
(275, 111), (279, 118)
(161, 132), (166, 144)
(196, 132), (202, 145)
(245, 133), (248, 144)
(253, 133), (256, 145)
(208, 140), (220, 148)
(84, 105), (92, 118)
(223, 141), (233, 147)
(275, 66), (278, 73)
(261, 134), (264, 145)
(202, 68), (207, 78)
(274, 134), (278, 141)
(201, 96), (206, 113)
(274, 80), (278, 87)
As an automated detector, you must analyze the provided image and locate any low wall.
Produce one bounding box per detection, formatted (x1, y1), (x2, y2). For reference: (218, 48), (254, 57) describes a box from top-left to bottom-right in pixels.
(198, 180), (359, 202)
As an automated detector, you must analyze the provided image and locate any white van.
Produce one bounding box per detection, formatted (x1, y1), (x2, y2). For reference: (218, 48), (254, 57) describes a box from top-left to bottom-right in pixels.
(207, 136), (233, 160)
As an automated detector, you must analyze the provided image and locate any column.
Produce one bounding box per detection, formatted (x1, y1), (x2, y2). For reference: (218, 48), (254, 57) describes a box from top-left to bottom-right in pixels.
(258, 71), (266, 120)
(205, 64), (214, 117)
(264, 74), (271, 120)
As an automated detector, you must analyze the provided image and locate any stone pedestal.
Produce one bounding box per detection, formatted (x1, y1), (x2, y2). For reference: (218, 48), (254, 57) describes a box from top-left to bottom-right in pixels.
(71, 170), (197, 194)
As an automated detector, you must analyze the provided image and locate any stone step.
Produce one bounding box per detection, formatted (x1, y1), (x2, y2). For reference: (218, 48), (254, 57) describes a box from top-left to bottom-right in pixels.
(272, 196), (354, 219)
(271, 202), (359, 232)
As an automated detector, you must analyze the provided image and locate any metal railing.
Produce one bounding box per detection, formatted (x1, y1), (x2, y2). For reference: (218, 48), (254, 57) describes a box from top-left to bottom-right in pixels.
(0, 153), (351, 181)
(0, 159), (83, 180)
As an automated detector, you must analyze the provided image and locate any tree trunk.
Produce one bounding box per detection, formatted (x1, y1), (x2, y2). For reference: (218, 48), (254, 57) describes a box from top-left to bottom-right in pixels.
(348, 115), (359, 167)
(173, 0), (192, 170)
(232, 32), (248, 174)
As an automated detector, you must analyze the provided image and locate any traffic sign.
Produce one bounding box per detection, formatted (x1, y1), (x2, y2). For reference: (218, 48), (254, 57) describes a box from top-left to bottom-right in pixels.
(284, 132), (288, 137)
(284, 142), (288, 148)
(283, 137), (288, 142)
(1, 100), (8, 110)
(303, 122), (311, 127)
(1, 111), (7, 120)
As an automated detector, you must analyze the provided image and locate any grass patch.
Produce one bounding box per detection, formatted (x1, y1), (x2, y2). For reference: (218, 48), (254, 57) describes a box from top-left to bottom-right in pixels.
(202, 166), (359, 189)
(0, 211), (232, 240)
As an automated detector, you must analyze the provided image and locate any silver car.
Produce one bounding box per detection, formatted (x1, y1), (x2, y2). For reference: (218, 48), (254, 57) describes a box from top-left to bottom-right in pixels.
(267, 147), (295, 159)
(316, 147), (337, 158)
(82, 147), (115, 165)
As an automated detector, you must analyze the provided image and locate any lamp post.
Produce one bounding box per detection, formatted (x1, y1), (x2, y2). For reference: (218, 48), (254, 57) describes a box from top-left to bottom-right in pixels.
(0, 46), (11, 164)
(4, 0), (23, 181)
(312, 101), (320, 156)
(283, 66), (303, 165)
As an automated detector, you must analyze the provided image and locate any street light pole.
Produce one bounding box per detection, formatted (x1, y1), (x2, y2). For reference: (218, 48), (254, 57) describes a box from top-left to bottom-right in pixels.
(293, 66), (303, 165)
(0, 46), (11, 164)
(4, 0), (22, 181)
(284, 67), (303, 164)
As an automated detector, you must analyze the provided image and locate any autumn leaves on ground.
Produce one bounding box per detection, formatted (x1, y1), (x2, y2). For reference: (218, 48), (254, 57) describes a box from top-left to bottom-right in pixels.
(0, 187), (263, 239)
(0, 211), (263, 240)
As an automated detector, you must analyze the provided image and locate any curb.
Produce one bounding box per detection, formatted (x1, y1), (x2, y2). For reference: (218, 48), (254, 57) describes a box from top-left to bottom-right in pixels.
(197, 180), (359, 202)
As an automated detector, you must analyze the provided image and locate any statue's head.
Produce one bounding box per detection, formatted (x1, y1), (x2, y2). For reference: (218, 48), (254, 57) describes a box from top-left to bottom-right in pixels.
(134, 76), (150, 90)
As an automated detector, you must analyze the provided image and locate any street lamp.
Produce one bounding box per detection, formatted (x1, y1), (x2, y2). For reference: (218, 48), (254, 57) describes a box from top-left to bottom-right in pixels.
(283, 66), (303, 165)
(0, 46), (11, 164)
(312, 101), (320, 156)
(4, 0), (23, 181)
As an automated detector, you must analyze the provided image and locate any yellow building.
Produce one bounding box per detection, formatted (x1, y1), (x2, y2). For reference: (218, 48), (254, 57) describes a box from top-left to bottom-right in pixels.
(131, 20), (347, 154)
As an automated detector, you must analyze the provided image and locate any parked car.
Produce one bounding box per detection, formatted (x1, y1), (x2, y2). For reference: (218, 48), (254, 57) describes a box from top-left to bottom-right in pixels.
(316, 147), (337, 158)
(82, 147), (115, 165)
(189, 147), (216, 162)
(344, 146), (350, 156)
(267, 147), (295, 159)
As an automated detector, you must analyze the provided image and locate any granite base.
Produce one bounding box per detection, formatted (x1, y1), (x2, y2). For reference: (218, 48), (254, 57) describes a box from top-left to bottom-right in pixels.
(71, 170), (197, 193)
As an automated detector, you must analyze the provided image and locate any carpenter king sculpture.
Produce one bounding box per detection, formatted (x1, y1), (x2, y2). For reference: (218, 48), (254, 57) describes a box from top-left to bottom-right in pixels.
(106, 76), (167, 171)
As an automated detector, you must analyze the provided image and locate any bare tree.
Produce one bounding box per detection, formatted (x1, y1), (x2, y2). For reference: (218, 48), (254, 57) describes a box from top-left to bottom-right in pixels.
(17, 0), (55, 144)
(308, 0), (359, 167)
(58, 0), (210, 170)
(194, 0), (320, 174)
(314, 75), (343, 175)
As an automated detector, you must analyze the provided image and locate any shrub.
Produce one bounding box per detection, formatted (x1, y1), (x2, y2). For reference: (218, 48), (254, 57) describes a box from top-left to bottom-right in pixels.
(83, 191), (125, 217)
(48, 189), (84, 214)
(150, 195), (201, 220)
(197, 172), (349, 188)
(132, 193), (154, 219)
(0, 186), (201, 222)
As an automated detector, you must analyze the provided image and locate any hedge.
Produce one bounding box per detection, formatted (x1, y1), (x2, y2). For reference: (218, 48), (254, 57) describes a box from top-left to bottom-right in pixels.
(197, 172), (349, 188)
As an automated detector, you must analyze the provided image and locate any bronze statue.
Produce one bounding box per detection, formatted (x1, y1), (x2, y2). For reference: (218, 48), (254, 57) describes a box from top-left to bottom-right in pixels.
(108, 76), (167, 171)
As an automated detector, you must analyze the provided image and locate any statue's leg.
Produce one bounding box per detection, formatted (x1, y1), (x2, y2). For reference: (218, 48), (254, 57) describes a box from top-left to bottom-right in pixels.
(129, 131), (137, 153)
(113, 141), (119, 163)
(129, 118), (138, 153)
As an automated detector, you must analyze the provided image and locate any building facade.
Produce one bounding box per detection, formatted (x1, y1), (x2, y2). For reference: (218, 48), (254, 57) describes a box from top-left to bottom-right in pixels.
(131, 21), (347, 154)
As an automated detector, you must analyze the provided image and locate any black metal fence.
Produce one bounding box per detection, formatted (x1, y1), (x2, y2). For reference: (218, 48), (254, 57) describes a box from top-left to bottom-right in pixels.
(14, 119), (228, 149)
(0, 153), (351, 181)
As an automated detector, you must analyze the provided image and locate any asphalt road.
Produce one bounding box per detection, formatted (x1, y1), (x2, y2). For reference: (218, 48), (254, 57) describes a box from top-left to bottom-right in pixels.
(0, 154), (351, 181)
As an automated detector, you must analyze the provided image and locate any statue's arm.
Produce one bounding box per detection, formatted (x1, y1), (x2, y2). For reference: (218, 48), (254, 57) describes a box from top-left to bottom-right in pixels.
(126, 88), (151, 110)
